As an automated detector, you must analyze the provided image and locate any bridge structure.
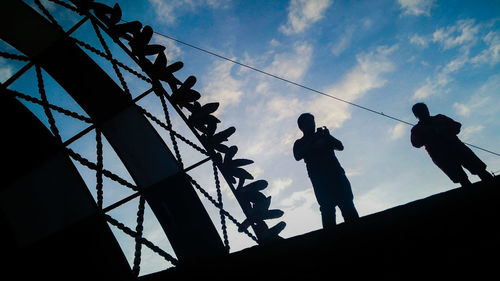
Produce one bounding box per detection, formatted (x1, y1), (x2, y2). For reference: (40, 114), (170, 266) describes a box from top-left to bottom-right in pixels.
(1, 0), (284, 278)
(0, 1), (498, 280)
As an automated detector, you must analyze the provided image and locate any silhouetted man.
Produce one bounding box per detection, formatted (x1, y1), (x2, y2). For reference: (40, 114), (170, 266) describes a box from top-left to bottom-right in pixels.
(293, 113), (359, 228)
(410, 103), (493, 186)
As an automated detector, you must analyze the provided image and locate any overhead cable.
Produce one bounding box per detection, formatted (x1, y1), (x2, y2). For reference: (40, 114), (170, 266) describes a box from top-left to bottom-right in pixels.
(144, 28), (500, 157)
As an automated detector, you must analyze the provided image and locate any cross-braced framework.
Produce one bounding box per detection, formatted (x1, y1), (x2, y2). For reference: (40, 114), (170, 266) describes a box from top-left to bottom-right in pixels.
(0, 0), (285, 276)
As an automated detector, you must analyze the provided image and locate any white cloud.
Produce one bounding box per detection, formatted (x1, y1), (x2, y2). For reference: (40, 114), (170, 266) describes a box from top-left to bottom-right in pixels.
(474, 75), (500, 107)
(246, 165), (264, 179)
(265, 96), (303, 123)
(280, 0), (332, 35)
(432, 19), (480, 50)
(0, 60), (13, 83)
(265, 41), (313, 81)
(331, 26), (355, 56)
(267, 178), (294, 197)
(148, 0), (177, 24)
(244, 125), (301, 158)
(152, 34), (182, 61)
(306, 96), (351, 130)
(442, 52), (469, 73)
(269, 39), (281, 47)
(453, 102), (471, 117)
(413, 80), (435, 100)
(314, 45), (398, 128)
(413, 52), (469, 99)
(255, 81), (270, 95)
(471, 31), (500, 65)
(460, 125), (485, 141)
(237, 94), (302, 157)
(388, 123), (407, 140)
(279, 188), (321, 236)
(397, 0), (435, 16)
(202, 0), (231, 9)
(201, 59), (244, 112)
(410, 34), (429, 47)
(345, 168), (362, 178)
(216, 41), (314, 159)
(331, 17), (375, 56)
(331, 35), (351, 56)
(148, 0), (230, 25)
(362, 18), (373, 29)
(356, 184), (397, 216)
(160, 41), (313, 158)
(411, 20), (488, 100)
(453, 79), (493, 117)
(280, 188), (315, 207)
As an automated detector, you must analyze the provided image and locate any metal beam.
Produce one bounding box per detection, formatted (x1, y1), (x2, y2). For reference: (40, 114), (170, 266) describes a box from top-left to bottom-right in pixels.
(0, 92), (133, 279)
(0, 0), (226, 261)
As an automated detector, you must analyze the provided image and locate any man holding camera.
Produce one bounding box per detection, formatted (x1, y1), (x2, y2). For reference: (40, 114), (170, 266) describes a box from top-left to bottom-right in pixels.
(410, 102), (493, 186)
(293, 113), (359, 228)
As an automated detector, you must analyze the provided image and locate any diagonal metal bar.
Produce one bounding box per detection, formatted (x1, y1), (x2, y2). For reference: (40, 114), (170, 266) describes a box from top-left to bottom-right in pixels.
(96, 128), (104, 209)
(62, 87), (155, 147)
(132, 196), (146, 276)
(213, 161), (230, 252)
(90, 18), (133, 99)
(71, 37), (152, 83)
(105, 214), (178, 265)
(0, 51), (30, 61)
(6, 88), (92, 123)
(101, 156), (212, 214)
(35, 65), (62, 143)
(66, 147), (139, 192)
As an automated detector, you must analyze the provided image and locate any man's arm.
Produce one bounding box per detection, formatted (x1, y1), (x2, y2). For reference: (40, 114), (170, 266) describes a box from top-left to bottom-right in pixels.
(293, 140), (304, 161)
(293, 139), (305, 161)
(410, 126), (424, 148)
(293, 135), (319, 161)
(319, 127), (343, 151)
(329, 135), (344, 151)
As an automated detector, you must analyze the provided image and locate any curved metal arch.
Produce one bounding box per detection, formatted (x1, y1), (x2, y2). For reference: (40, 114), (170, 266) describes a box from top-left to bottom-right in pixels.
(0, 91), (133, 279)
(0, 0), (225, 262)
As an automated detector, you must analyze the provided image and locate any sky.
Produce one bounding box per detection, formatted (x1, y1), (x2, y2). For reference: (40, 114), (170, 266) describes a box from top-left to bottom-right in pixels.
(2, 0), (500, 276)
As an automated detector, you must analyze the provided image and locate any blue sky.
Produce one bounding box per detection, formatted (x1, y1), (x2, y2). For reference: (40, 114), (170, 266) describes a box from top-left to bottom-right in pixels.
(2, 0), (500, 276)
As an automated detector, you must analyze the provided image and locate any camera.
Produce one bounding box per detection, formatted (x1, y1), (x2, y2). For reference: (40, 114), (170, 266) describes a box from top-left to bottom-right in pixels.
(317, 126), (329, 135)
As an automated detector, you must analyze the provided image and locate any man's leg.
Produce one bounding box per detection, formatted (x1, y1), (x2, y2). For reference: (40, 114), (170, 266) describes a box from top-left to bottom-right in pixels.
(436, 160), (471, 187)
(458, 143), (493, 182)
(457, 170), (472, 187)
(476, 169), (494, 181)
(310, 175), (337, 228)
(338, 200), (359, 223)
(319, 205), (336, 228)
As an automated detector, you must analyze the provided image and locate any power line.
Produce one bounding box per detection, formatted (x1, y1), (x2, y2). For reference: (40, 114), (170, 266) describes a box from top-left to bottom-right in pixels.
(153, 30), (414, 126)
(461, 142), (500, 157)
(145, 28), (500, 157)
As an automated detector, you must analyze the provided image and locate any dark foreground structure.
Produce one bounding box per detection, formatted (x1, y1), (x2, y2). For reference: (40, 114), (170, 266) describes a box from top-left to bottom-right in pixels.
(144, 176), (500, 280)
(1, 2), (498, 280)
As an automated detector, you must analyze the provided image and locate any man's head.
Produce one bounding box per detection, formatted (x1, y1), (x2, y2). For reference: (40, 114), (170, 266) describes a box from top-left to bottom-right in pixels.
(412, 103), (430, 121)
(298, 113), (315, 135)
